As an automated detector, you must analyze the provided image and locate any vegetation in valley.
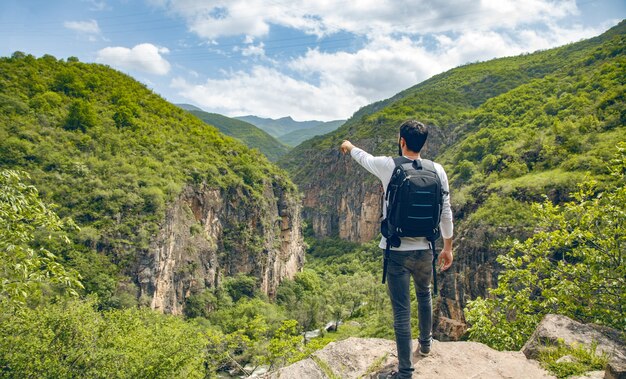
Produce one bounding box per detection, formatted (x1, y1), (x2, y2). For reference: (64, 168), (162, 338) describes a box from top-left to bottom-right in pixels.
(0, 169), (390, 377)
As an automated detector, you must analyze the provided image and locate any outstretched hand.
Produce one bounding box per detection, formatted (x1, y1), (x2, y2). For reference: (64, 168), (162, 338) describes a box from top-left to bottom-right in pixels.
(340, 140), (354, 155)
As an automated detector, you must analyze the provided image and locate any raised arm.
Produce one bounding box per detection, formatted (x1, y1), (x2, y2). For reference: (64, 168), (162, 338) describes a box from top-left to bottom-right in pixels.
(341, 140), (391, 183)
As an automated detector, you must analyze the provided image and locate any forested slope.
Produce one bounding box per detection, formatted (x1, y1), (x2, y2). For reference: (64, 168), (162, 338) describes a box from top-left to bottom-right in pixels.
(0, 53), (304, 312)
(188, 110), (291, 161)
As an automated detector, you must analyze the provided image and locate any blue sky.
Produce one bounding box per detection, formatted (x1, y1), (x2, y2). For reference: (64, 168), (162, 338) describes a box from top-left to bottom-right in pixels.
(1, 0), (624, 121)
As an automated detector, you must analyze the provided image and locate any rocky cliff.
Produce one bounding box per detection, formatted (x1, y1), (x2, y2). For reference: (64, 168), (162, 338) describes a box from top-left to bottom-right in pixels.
(138, 182), (305, 314)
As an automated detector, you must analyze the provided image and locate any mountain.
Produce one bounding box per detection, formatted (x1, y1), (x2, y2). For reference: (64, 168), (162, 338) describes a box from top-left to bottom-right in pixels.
(187, 110), (291, 161)
(278, 119), (345, 147)
(176, 103), (203, 112)
(279, 21), (625, 339)
(0, 52), (305, 313)
(235, 115), (345, 146)
(236, 115), (319, 136)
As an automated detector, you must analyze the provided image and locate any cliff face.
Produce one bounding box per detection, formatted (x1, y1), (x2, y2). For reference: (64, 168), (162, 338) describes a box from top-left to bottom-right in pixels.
(138, 182), (305, 314)
(302, 144), (382, 243)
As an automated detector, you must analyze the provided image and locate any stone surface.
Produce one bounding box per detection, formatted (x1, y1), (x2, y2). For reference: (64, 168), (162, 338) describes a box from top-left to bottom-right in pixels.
(606, 360), (626, 379)
(266, 359), (327, 379)
(137, 183), (305, 314)
(522, 314), (626, 361)
(265, 337), (556, 379)
(570, 371), (606, 379)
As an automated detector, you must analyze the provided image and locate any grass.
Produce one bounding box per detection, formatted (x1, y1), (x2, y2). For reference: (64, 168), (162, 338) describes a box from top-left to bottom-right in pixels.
(538, 340), (609, 378)
(311, 356), (342, 379)
(362, 353), (390, 378)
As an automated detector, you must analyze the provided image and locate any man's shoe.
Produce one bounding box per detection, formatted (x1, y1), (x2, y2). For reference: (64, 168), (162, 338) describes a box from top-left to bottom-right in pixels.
(418, 342), (431, 356)
(377, 370), (398, 378)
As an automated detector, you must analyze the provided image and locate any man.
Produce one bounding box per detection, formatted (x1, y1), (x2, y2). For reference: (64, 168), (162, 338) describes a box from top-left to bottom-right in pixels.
(340, 120), (453, 379)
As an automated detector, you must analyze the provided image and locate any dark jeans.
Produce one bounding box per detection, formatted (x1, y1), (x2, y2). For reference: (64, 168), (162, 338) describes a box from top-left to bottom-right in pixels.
(386, 249), (433, 378)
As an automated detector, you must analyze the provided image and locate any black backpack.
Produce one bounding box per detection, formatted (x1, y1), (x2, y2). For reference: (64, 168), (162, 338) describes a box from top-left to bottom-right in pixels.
(381, 157), (445, 294)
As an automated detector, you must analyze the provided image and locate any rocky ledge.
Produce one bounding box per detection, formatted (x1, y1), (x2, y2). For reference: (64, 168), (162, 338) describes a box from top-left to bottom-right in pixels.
(264, 314), (625, 379)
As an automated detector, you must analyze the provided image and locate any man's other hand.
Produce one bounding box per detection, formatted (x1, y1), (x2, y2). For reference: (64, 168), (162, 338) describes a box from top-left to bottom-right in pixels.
(341, 140), (354, 154)
(438, 246), (453, 271)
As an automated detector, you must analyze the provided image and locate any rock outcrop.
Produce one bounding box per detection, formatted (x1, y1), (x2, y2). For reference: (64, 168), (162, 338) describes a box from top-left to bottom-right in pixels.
(267, 314), (626, 379)
(522, 314), (626, 379)
(264, 315), (626, 379)
(137, 182), (305, 314)
(265, 337), (554, 378)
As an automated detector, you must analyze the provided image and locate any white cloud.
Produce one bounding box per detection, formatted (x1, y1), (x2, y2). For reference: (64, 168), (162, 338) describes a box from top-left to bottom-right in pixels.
(154, 0), (609, 120)
(96, 43), (171, 75)
(238, 42), (265, 57)
(172, 21), (605, 121)
(64, 19), (101, 35)
(171, 66), (367, 120)
(155, 0), (581, 39)
(81, 0), (108, 11)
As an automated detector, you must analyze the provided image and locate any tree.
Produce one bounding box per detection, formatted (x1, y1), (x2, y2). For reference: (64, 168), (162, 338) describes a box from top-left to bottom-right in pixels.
(64, 99), (97, 132)
(465, 144), (626, 350)
(262, 320), (303, 370)
(0, 170), (82, 310)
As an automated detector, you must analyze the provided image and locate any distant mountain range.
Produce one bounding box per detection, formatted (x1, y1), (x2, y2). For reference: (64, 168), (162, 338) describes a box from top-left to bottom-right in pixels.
(235, 115), (345, 147)
(176, 106), (346, 148)
(186, 110), (290, 162)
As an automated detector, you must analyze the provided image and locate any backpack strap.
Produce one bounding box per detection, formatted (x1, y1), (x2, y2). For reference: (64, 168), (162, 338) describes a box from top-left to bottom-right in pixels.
(382, 239), (390, 284)
(429, 236), (439, 296)
(419, 159), (436, 173)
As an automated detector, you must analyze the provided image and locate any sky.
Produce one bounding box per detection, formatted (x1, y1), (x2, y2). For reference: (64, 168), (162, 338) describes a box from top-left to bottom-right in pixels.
(1, 1), (624, 121)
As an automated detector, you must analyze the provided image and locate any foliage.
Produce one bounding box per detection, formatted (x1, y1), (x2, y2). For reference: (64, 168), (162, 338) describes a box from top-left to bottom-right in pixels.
(262, 320), (303, 370)
(0, 169), (82, 309)
(538, 341), (609, 379)
(223, 274), (258, 302)
(0, 297), (215, 379)
(64, 99), (97, 132)
(465, 145), (626, 350)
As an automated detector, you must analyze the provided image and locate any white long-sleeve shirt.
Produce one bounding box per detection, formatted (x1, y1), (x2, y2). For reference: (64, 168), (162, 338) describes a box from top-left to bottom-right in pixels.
(350, 147), (453, 251)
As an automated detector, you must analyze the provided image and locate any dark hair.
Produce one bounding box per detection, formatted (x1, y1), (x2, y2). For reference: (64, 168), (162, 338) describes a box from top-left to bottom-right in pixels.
(399, 120), (428, 152)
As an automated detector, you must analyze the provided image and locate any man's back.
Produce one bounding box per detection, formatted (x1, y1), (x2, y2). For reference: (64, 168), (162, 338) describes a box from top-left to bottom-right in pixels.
(348, 147), (453, 251)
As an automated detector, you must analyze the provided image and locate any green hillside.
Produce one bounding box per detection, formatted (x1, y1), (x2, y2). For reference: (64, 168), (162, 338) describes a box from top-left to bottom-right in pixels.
(0, 52), (297, 307)
(189, 110), (291, 161)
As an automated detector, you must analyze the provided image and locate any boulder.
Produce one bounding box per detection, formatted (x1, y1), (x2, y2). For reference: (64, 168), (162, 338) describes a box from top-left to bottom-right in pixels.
(521, 314), (625, 379)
